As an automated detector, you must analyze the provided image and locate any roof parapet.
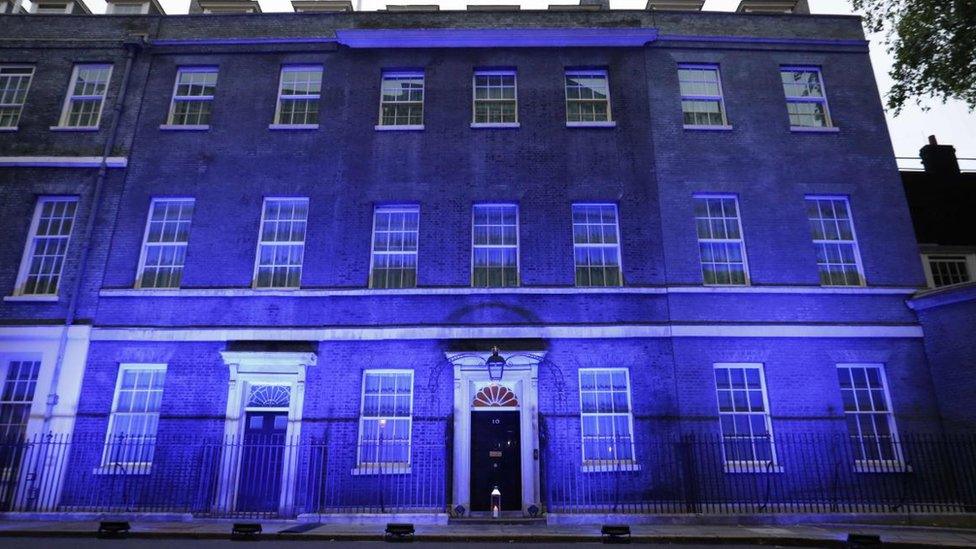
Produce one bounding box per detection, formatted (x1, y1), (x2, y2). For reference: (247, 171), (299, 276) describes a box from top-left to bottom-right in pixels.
(190, 0), (261, 13)
(466, 4), (520, 10)
(105, 0), (165, 14)
(736, 0), (809, 14)
(26, 0), (90, 14)
(384, 4), (439, 10)
(291, 0), (352, 11)
(645, 0), (704, 11)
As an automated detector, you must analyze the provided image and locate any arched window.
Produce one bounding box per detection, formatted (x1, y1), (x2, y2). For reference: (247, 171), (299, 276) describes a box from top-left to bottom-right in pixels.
(473, 384), (518, 408)
(247, 385), (291, 408)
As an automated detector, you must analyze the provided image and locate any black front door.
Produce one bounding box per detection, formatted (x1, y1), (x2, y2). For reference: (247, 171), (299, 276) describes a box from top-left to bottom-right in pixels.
(470, 410), (522, 512)
(236, 411), (287, 513)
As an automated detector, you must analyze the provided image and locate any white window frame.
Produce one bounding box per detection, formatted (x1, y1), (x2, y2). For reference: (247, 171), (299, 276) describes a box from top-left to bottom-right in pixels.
(356, 369), (414, 473)
(252, 197), (309, 290)
(693, 194), (750, 286)
(376, 70), (425, 130)
(678, 63), (729, 129)
(781, 65), (834, 130)
(564, 69), (613, 127)
(471, 203), (520, 288)
(471, 69), (518, 128)
(0, 65), (35, 130)
(271, 64), (323, 129)
(56, 64), (113, 129)
(368, 204), (420, 289)
(101, 363), (167, 470)
(164, 66), (218, 129)
(572, 202), (624, 288)
(107, 2), (149, 13)
(578, 367), (637, 471)
(135, 198), (195, 290)
(13, 196), (79, 298)
(921, 252), (976, 288)
(32, 2), (72, 13)
(713, 363), (779, 472)
(0, 357), (42, 442)
(805, 195), (865, 287)
(836, 363), (905, 472)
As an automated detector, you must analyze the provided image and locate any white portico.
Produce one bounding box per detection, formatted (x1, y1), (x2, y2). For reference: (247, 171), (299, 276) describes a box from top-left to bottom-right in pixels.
(446, 350), (545, 515)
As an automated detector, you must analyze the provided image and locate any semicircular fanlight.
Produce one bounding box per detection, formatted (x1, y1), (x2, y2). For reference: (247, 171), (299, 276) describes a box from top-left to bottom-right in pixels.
(247, 385), (291, 408)
(473, 384), (519, 408)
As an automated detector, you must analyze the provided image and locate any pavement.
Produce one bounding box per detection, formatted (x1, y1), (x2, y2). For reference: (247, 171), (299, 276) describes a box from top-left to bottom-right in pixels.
(0, 519), (976, 547)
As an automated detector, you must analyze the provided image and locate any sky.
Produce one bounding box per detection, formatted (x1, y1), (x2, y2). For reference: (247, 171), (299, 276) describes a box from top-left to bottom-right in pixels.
(79, 0), (976, 170)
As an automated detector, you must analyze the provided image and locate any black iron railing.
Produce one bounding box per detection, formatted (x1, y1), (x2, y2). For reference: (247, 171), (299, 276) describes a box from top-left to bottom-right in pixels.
(0, 432), (974, 517)
(542, 432), (976, 514)
(0, 434), (447, 518)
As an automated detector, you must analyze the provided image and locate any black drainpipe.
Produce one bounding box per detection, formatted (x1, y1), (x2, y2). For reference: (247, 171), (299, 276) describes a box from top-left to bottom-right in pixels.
(40, 36), (143, 435)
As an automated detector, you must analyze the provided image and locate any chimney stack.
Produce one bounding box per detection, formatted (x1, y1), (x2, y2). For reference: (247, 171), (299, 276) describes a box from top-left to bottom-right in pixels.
(920, 135), (961, 179)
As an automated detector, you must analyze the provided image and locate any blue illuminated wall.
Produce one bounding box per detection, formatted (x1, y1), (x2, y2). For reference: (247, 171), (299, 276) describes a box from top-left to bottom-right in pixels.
(0, 10), (960, 516)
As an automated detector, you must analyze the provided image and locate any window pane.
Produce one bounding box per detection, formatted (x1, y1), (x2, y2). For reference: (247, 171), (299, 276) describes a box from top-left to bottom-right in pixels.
(254, 199), (308, 289)
(19, 197), (78, 296)
(806, 197), (862, 286)
(713, 365), (775, 465)
(579, 368), (634, 465)
(359, 371), (413, 466)
(63, 65), (111, 127)
(0, 66), (35, 128)
(104, 366), (166, 466)
(694, 196), (748, 285)
(781, 68), (831, 127)
(379, 73), (424, 126)
(573, 204), (621, 287)
(370, 206), (420, 289)
(471, 204), (518, 288)
(837, 364), (900, 463)
(679, 66), (726, 126)
(473, 72), (517, 124)
(565, 71), (610, 123)
(274, 67), (322, 125)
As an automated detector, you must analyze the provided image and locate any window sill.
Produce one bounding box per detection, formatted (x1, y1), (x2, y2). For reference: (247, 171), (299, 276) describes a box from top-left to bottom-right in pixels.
(566, 121), (616, 128)
(251, 286), (302, 291)
(854, 461), (912, 474)
(268, 123), (319, 131)
(723, 462), (784, 474)
(93, 465), (153, 476)
(159, 124), (210, 131)
(684, 124), (733, 131)
(470, 122), (520, 129)
(49, 126), (100, 132)
(3, 295), (59, 302)
(351, 465), (411, 476)
(0, 126), (19, 132)
(581, 462), (640, 473)
(790, 126), (840, 133)
(374, 124), (424, 131)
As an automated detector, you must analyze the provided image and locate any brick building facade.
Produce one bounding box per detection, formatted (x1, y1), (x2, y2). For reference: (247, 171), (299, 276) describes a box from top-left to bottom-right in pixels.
(0, 5), (970, 519)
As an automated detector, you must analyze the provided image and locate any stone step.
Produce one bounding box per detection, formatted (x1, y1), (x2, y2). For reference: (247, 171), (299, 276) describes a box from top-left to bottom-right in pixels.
(448, 516), (547, 526)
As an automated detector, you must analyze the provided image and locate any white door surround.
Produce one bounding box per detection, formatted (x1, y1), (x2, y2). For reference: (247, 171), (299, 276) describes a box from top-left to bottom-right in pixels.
(447, 350), (545, 515)
(218, 350), (316, 515)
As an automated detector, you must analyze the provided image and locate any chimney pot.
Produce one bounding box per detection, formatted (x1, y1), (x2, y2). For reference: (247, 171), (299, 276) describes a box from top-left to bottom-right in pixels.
(920, 136), (961, 180)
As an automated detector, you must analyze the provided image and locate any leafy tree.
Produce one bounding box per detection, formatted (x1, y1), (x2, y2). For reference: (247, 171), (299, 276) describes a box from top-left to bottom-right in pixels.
(851, 0), (976, 113)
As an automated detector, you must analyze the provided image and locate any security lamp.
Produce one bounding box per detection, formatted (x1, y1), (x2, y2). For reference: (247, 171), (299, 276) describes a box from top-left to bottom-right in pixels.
(231, 523), (262, 538)
(97, 521), (130, 538)
(385, 522), (415, 540)
(486, 346), (506, 381)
